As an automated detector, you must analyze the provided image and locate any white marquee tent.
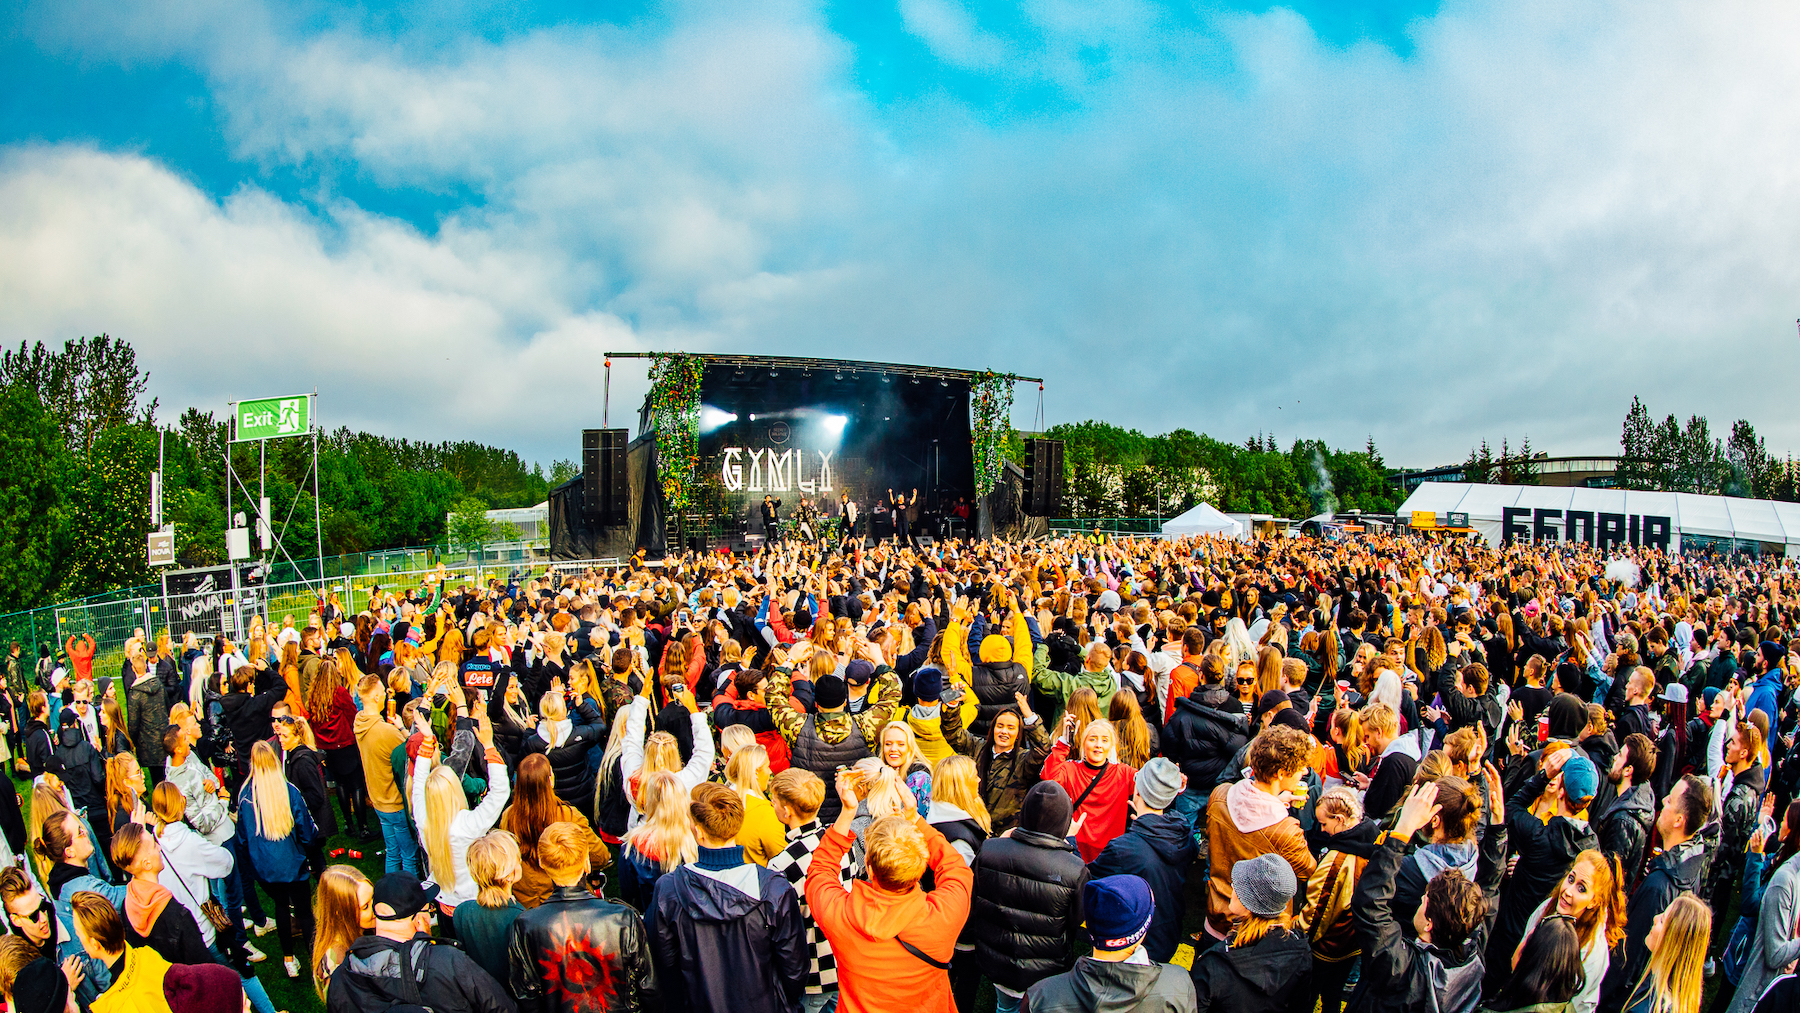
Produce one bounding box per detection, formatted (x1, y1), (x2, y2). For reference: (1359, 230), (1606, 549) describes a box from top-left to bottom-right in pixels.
(1161, 502), (1245, 539)
(1396, 482), (1800, 556)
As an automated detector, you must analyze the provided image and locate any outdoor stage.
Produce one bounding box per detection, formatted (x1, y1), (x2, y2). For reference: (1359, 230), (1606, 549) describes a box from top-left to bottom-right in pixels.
(549, 354), (1043, 557)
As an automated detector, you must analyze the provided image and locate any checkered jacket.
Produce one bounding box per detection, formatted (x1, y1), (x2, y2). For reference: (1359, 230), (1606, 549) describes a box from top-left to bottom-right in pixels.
(766, 819), (851, 995)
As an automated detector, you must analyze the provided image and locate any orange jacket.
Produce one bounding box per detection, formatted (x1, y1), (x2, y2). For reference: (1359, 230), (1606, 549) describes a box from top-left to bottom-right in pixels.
(1163, 657), (1204, 723)
(65, 634), (96, 681)
(805, 819), (973, 1013)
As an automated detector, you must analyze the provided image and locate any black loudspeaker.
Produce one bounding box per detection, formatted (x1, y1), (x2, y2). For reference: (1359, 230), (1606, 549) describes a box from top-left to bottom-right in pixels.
(1023, 439), (1065, 517)
(582, 428), (630, 523)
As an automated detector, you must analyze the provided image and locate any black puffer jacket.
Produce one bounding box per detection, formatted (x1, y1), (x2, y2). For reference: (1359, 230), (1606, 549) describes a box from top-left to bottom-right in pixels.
(53, 722), (104, 808)
(1162, 686), (1248, 791)
(1595, 781), (1654, 884)
(1189, 927), (1314, 1013)
(508, 884), (656, 1013)
(968, 827), (1089, 993)
(969, 657), (1030, 740)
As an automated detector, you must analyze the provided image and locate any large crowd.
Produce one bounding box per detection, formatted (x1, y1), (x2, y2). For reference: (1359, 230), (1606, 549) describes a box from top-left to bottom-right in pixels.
(0, 529), (1794, 1013)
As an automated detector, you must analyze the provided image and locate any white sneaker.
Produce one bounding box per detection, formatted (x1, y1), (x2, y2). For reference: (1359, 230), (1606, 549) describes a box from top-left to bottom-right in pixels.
(283, 956), (300, 978)
(244, 941), (267, 963)
(254, 918), (276, 937)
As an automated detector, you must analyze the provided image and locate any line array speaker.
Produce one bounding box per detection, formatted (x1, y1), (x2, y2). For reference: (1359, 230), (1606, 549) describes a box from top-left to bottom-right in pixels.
(582, 428), (629, 523)
(1023, 439), (1065, 517)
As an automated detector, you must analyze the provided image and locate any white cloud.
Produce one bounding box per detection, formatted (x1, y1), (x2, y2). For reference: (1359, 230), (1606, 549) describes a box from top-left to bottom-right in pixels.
(6, 0), (1800, 468)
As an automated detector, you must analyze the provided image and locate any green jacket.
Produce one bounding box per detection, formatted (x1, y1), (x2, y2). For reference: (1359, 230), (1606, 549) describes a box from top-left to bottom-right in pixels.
(1033, 665), (1118, 713)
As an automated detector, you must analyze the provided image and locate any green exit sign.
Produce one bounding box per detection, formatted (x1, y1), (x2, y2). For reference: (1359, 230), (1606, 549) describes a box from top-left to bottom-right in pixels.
(236, 395), (310, 440)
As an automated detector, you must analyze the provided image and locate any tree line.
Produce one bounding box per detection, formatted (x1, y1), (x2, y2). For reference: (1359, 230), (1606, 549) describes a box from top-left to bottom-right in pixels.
(0, 336), (577, 613)
(1615, 396), (1798, 498)
(1031, 421), (1400, 519)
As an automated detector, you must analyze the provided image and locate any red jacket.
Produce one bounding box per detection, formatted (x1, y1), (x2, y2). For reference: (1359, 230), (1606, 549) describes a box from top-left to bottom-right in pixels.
(314, 688), (357, 750)
(805, 819), (972, 1013)
(1164, 657), (1204, 722)
(709, 685), (795, 773)
(1042, 742), (1137, 862)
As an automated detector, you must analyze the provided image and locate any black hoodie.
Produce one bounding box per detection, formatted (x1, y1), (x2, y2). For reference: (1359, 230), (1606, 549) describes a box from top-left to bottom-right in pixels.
(1189, 927), (1314, 1013)
(52, 722), (103, 808)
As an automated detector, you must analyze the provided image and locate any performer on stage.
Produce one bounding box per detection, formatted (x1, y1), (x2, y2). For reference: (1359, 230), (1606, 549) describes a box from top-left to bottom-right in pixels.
(795, 497), (818, 542)
(838, 491), (858, 550)
(760, 494), (782, 544)
(888, 488), (919, 545)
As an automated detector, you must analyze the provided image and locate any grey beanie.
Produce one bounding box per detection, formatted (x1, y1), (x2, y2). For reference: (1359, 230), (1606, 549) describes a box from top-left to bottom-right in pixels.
(1134, 757), (1184, 811)
(1231, 854), (1297, 919)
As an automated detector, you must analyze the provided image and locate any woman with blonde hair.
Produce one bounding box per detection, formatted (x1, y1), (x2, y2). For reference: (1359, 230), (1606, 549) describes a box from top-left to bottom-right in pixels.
(410, 707), (510, 922)
(310, 865), (372, 996)
(723, 744), (785, 865)
(1063, 687), (1104, 759)
(619, 772), (697, 912)
(453, 831), (524, 987)
(102, 753), (146, 844)
(877, 721), (932, 817)
(1254, 645), (1284, 698)
(236, 741), (315, 977)
(1191, 853), (1313, 1011)
(148, 782), (234, 952)
(926, 754), (990, 865)
(1622, 894), (1708, 1013)
(619, 681), (712, 828)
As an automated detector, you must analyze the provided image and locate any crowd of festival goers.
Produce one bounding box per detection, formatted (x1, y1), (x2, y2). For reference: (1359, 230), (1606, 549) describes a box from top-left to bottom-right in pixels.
(0, 531), (1794, 1013)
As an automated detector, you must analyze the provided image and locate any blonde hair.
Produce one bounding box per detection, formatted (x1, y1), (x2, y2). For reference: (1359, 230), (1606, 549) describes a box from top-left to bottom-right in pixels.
(768, 767), (825, 818)
(725, 743), (771, 798)
(621, 772), (698, 873)
(930, 755), (991, 833)
(719, 724), (756, 761)
(878, 721), (927, 775)
(244, 741), (295, 839)
(864, 815), (930, 891)
(849, 758), (913, 819)
(422, 764), (469, 889)
(288, 715), (320, 751)
(535, 823), (588, 882)
(150, 781), (186, 835)
(312, 865), (371, 997)
(637, 731), (682, 803)
(1628, 894), (1708, 1013)
(466, 831), (522, 908)
(1358, 702), (1398, 739)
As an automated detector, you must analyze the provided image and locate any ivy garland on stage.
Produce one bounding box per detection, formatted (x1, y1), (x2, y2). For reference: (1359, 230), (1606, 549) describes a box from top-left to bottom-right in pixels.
(971, 370), (1015, 497)
(647, 352), (705, 511)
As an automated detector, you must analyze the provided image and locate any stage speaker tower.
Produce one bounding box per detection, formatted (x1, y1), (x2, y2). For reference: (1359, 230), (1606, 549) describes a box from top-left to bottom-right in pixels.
(582, 428), (630, 523)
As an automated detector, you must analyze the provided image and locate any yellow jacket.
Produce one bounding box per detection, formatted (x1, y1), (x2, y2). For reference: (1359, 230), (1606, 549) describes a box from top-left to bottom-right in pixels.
(737, 791), (787, 866)
(92, 946), (175, 1013)
(909, 705), (956, 767)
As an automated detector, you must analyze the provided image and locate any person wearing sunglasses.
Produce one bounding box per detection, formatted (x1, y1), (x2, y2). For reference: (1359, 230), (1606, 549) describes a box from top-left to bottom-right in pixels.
(2, 847), (108, 1009)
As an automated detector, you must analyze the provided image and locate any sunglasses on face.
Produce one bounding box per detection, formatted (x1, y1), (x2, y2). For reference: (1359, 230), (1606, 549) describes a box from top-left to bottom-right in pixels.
(12, 898), (48, 923)
(1236, 677), (1256, 685)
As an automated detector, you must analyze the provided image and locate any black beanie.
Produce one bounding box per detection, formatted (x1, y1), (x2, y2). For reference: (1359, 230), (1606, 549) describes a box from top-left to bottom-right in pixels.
(813, 676), (849, 710)
(12, 958), (66, 1013)
(1021, 781), (1073, 837)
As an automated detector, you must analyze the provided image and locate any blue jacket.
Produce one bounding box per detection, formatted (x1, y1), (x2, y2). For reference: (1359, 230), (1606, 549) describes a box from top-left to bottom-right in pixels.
(1746, 672), (1785, 728)
(1086, 812), (1196, 963)
(236, 783), (316, 883)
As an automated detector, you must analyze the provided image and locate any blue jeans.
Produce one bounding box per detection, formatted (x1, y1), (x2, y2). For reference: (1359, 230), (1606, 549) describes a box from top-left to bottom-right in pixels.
(376, 807), (419, 874)
(800, 994), (838, 1013)
(995, 991), (1022, 1013)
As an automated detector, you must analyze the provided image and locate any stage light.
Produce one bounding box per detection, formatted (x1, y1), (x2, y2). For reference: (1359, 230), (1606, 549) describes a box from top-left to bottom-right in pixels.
(749, 413), (757, 421)
(822, 414), (849, 434)
(699, 406), (739, 433)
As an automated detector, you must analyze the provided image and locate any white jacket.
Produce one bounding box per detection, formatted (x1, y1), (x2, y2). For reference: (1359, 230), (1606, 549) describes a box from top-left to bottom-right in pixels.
(156, 821), (234, 946)
(619, 696), (714, 830)
(411, 754), (510, 908)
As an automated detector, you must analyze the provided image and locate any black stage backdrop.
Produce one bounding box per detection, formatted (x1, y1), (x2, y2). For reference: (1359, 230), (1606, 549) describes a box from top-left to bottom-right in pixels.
(694, 363), (973, 537)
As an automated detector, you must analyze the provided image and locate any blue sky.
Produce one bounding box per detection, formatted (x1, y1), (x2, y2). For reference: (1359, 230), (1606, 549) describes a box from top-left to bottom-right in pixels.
(2, 0), (1798, 469)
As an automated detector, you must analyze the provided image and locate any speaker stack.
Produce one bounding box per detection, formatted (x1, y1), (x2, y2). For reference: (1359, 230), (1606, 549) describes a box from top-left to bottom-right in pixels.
(581, 428), (629, 523)
(1022, 439), (1065, 517)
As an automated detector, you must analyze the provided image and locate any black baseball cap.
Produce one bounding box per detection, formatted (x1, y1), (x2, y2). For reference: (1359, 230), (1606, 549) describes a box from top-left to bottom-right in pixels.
(372, 873), (439, 920)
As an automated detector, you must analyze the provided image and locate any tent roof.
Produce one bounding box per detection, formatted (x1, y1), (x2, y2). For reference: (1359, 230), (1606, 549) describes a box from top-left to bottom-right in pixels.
(1161, 502), (1243, 536)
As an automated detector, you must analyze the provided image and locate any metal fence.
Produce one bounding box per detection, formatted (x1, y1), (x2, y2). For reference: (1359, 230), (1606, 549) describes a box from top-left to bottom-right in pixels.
(0, 551), (621, 675)
(1047, 517), (1167, 535)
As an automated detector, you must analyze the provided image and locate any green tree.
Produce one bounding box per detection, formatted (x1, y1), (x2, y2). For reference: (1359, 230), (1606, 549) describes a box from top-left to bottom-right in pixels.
(0, 387), (73, 611)
(448, 497), (494, 552)
(1618, 396), (1654, 490)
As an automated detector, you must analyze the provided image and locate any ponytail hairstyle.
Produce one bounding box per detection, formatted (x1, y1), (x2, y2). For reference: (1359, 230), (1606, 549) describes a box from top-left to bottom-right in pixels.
(103, 754), (140, 829)
(150, 781), (186, 837)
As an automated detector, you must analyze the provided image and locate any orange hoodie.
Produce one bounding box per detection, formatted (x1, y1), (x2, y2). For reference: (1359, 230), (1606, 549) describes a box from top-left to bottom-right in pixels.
(804, 818), (973, 1013)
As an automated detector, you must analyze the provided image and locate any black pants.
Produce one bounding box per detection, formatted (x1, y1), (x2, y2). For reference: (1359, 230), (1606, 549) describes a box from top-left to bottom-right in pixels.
(324, 745), (371, 834)
(1312, 955), (1358, 1013)
(949, 949), (980, 1013)
(261, 879), (313, 958)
